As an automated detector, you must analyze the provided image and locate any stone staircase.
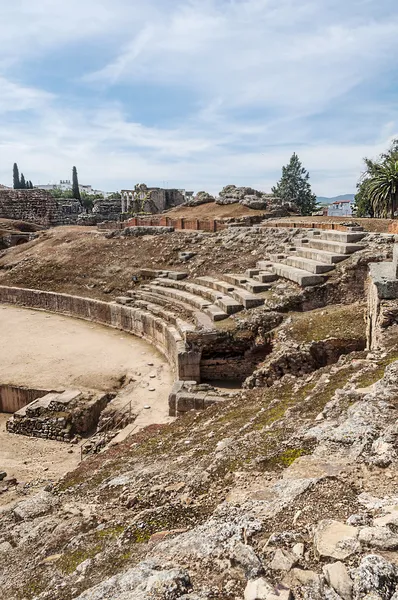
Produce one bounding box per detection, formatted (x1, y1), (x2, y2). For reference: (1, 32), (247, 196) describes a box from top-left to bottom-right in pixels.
(114, 228), (368, 335)
(257, 227), (368, 287)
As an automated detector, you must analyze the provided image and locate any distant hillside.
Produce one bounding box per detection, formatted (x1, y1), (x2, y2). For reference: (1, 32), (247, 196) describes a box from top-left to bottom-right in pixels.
(317, 194), (355, 205)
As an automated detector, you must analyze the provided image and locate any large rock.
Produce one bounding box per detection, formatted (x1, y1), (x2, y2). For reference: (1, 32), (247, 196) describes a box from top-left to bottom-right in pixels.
(352, 554), (398, 600)
(230, 542), (263, 578)
(313, 520), (360, 560)
(358, 526), (398, 550)
(13, 491), (55, 522)
(184, 191), (215, 207)
(75, 561), (192, 599)
(270, 548), (298, 572)
(244, 578), (292, 600)
(215, 185), (275, 210)
(323, 562), (353, 600)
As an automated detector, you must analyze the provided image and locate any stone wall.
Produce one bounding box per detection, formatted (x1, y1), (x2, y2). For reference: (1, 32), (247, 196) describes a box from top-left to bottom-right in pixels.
(0, 189), (67, 226)
(119, 216), (229, 233)
(366, 246), (398, 350)
(6, 390), (109, 442)
(0, 286), (201, 382)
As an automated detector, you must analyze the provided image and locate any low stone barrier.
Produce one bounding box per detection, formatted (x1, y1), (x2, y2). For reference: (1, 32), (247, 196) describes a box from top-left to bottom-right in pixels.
(261, 221), (356, 231)
(0, 286), (201, 382)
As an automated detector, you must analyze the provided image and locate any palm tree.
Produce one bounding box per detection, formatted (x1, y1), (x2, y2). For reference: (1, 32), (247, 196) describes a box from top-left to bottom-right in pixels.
(367, 159), (398, 219)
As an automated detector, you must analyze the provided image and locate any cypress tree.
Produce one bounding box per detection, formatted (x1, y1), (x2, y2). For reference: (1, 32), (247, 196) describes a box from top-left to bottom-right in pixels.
(72, 166), (81, 203)
(13, 163), (20, 189)
(20, 173), (26, 189)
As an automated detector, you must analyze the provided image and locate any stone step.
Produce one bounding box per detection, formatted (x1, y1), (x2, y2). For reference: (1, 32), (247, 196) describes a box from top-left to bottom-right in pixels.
(317, 230), (367, 243)
(245, 269), (260, 278)
(306, 238), (366, 255)
(204, 305), (229, 322)
(270, 262), (326, 287)
(195, 276), (264, 309)
(295, 247), (347, 265)
(130, 299), (195, 335)
(152, 278), (243, 315)
(253, 271), (278, 283)
(284, 256), (334, 274)
(223, 273), (269, 293)
(146, 284), (210, 310)
(145, 284), (228, 321)
(128, 289), (213, 329)
(256, 260), (274, 270)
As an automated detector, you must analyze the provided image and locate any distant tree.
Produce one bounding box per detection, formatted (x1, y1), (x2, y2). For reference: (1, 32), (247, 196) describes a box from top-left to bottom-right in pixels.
(49, 188), (74, 199)
(368, 159), (398, 219)
(272, 153), (317, 215)
(72, 166), (81, 203)
(357, 139), (398, 218)
(107, 192), (121, 200)
(355, 179), (374, 217)
(13, 163), (20, 189)
(20, 173), (26, 189)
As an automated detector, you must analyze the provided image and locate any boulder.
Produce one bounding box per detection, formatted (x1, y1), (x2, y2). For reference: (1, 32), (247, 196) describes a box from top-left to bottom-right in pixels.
(358, 526), (398, 550)
(352, 554), (398, 600)
(323, 562), (353, 600)
(184, 191), (215, 207)
(313, 519), (360, 560)
(240, 195), (269, 210)
(270, 548), (298, 572)
(231, 542), (263, 578)
(244, 578), (292, 600)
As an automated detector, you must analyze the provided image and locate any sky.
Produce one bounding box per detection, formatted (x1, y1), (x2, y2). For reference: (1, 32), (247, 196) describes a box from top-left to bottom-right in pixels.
(0, 0), (398, 196)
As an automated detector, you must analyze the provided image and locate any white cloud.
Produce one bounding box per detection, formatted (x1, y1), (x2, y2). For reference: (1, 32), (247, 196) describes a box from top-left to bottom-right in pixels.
(0, 0), (398, 196)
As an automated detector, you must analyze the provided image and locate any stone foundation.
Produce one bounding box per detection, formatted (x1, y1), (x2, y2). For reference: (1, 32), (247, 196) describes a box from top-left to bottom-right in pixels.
(168, 381), (235, 417)
(6, 390), (110, 441)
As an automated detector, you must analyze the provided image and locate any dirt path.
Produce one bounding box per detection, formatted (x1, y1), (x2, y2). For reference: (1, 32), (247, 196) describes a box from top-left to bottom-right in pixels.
(0, 305), (174, 506)
(0, 305), (170, 391)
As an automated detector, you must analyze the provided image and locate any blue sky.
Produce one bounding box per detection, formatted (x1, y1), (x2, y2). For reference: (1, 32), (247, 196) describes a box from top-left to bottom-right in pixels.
(1, 0), (398, 195)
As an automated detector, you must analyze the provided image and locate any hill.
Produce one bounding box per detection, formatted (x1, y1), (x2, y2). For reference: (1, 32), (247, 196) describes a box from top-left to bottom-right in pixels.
(317, 194), (355, 204)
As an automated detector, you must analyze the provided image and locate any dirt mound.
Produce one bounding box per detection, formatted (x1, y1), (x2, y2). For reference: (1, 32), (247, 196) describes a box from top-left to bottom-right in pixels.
(164, 202), (270, 219)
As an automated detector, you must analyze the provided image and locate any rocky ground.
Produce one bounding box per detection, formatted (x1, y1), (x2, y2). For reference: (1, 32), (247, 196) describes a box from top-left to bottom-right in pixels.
(0, 325), (398, 599)
(1, 221), (398, 599)
(0, 223), (395, 305)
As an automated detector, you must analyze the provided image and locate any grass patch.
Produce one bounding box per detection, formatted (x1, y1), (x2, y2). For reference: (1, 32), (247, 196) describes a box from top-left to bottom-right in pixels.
(283, 303), (366, 344)
(57, 544), (102, 575)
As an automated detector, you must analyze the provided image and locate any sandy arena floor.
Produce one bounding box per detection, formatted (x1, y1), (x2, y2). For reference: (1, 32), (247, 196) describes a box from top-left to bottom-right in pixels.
(0, 305), (174, 501)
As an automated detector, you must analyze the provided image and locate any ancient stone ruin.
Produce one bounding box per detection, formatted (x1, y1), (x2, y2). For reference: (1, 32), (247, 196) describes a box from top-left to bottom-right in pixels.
(6, 390), (110, 442)
(1, 215), (398, 600)
(121, 184), (185, 214)
(0, 188), (81, 226)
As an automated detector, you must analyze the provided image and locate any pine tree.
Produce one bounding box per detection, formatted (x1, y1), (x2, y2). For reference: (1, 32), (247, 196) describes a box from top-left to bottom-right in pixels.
(272, 153), (317, 216)
(72, 166), (81, 203)
(13, 163), (20, 189)
(20, 173), (26, 189)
